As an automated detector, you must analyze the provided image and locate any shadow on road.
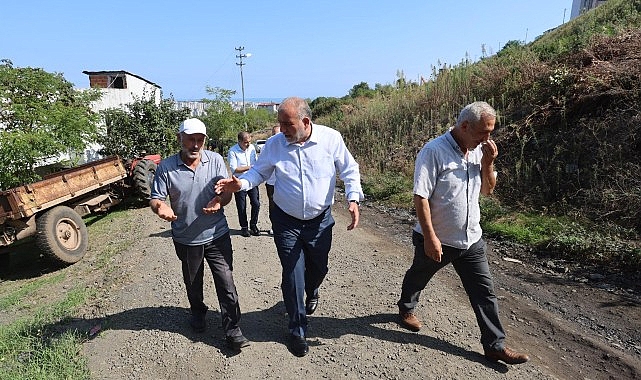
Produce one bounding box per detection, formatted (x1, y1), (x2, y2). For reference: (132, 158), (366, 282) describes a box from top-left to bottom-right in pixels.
(54, 302), (507, 372)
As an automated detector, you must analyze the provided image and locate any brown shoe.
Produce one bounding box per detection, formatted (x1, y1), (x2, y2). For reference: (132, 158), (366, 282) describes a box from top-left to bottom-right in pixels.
(484, 347), (530, 365)
(399, 311), (422, 332)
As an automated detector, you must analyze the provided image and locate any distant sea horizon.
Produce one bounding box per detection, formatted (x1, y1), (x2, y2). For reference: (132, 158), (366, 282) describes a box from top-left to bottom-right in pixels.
(175, 97), (284, 103)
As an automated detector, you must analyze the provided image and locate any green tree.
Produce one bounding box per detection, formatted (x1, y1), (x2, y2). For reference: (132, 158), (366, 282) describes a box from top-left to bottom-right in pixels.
(97, 95), (190, 159)
(0, 60), (101, 189)
(374, 83), (395, 97)
(200, 86), (242, 140)
(310, 96), (344, 119)
(348, 82), (376, 98)
(244, 107), (277, 132)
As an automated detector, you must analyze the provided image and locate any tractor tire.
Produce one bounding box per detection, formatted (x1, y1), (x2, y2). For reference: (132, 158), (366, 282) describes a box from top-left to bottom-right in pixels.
(36, 206), (88, 265)
(133, 159), (157, 199)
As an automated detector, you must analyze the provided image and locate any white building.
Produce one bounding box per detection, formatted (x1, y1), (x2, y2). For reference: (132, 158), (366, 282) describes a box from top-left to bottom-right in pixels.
(175, 101), (208, 117)
(570, 0), (608, 20)
(256, 102), (279, 114)
(83, 70), (161, 112)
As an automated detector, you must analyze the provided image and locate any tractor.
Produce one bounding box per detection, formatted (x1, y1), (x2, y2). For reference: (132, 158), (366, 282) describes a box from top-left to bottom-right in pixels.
(124, 154), (162, 199)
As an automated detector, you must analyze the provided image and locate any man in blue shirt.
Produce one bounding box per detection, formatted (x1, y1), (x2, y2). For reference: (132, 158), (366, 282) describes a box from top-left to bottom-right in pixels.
(150, 118), (250, 352)
(227, 131), (260, 237)
(216, 97), (363, 357)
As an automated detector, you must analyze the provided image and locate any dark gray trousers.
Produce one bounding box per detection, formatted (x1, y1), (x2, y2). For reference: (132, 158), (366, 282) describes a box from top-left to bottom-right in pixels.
(398, 231), (506, 350)
(173, 232), (242, 338)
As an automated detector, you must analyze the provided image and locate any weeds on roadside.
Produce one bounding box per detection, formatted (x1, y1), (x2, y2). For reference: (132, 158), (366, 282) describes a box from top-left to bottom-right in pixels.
(0, 199), (142, 380)
(0, 288), (89, 380)
(0, 273), (65, 311)
(480, 197), (641, 268)
(361, 171), (414, 209)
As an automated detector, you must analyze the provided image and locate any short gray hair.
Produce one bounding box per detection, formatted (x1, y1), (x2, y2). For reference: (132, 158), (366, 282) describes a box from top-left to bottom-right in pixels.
(456, 101), (496, 126)
(279, 97), (312, 120)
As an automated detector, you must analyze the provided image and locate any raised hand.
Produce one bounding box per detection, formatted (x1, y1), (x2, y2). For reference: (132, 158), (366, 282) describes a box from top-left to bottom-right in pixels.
(215, 176), (242, 194)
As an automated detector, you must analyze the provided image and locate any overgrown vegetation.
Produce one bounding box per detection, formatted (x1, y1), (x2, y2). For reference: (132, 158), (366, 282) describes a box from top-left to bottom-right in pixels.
(316, 0), (641, 270)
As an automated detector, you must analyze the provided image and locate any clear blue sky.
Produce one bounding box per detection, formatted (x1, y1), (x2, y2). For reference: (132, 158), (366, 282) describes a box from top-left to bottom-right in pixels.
(1, 0), (573, 102)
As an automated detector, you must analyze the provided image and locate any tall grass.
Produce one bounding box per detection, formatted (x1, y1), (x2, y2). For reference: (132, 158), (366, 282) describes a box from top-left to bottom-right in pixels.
(318, 0), (641, 267)
(532, 0), (641, 61)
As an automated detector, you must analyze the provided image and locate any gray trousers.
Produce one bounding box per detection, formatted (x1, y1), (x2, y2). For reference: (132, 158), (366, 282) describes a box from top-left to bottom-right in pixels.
(398, 231), (506, 350)
(173, 232), (242, 338)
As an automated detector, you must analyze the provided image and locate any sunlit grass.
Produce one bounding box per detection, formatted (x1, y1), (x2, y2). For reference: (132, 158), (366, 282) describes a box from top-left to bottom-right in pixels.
(0, 273), (65, 311)
(479, 197), (641, 266)
(361, 172), (414, 209)
(0, 288), (90, 380)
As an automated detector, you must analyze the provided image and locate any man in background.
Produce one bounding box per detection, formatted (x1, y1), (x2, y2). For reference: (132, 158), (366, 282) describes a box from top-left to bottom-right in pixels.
(227, 131), (260, 237)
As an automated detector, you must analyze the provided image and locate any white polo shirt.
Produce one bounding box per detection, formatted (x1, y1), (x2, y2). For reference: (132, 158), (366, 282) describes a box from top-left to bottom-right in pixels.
(228, 143), (257, 190)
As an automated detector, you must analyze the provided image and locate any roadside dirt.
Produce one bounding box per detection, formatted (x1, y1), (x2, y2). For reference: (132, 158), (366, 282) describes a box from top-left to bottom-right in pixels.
(1, 185), (640, 379)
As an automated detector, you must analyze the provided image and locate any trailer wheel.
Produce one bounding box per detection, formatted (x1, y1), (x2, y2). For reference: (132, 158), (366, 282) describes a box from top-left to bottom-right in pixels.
(36, 206), (88, 264)
(133, 159), (157, 199)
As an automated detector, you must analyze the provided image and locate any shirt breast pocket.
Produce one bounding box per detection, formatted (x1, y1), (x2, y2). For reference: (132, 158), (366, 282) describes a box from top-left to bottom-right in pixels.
(439, 163), (466, 183)
(310, 158), (335, 178)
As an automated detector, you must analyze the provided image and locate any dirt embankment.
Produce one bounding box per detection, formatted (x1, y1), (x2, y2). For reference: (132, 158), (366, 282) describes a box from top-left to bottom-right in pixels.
(1, 185), (640, 379)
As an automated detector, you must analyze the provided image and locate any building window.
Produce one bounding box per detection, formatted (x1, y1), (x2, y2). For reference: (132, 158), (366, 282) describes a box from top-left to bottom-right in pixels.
(108, 75), (126, 89)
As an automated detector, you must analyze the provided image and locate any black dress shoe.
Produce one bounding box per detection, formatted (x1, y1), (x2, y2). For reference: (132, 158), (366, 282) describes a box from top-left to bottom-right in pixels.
(226, 335), (251, 351)
(240, 228), (250, 237)
(250, 225), (260, 236)
(305, 296), (319, 315)
(289, 335), (309, 357)
(189, 313), (206, 333)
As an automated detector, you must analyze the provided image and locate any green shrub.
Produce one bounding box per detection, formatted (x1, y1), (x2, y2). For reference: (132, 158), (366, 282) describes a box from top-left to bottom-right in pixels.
(361, 172), (413, 208)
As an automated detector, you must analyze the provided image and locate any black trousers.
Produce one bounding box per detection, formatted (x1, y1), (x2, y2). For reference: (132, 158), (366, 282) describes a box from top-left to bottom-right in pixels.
(265, 183), (275, 216)
(234, 186), (260, 229)
(173, 233), (242, 338)
(398, 231), (506, 351)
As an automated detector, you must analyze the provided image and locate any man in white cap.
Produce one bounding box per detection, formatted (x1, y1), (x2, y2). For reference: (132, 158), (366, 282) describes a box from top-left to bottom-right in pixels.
(150, 118), (250, 351)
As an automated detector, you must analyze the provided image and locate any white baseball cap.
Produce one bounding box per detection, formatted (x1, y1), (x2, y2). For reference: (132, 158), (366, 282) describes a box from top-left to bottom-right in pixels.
(179, 118), (208, 136)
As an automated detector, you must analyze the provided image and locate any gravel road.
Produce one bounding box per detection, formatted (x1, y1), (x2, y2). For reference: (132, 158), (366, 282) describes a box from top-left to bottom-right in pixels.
(35, 184), (637, 380)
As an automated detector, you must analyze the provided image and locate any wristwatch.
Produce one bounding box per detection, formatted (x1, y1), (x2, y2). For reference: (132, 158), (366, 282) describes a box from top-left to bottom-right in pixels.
(349, 200), (360, 206)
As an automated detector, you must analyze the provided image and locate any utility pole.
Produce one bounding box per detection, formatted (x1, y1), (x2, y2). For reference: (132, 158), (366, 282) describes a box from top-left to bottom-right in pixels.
(235, 46), (249, 118)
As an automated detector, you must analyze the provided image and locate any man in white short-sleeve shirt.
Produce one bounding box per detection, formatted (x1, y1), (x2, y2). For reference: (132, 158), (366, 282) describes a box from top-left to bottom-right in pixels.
(397, 102), (529, 365)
